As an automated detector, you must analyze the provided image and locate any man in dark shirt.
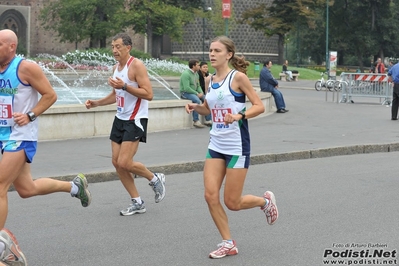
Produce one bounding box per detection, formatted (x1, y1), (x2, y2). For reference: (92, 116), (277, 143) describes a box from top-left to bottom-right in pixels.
(388, 62), (399, 120)
(259, 60), (289, 113)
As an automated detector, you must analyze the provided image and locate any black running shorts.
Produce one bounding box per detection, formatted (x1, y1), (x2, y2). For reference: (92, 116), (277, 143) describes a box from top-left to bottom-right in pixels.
(110, 117), (148, 143)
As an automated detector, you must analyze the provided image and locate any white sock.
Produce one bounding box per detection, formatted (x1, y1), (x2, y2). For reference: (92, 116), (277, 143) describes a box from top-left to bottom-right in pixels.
(263, 198), (270, 208)
(70, 181), (78, 196)
(0, 241), (5, 256)
(150, 175), (158, 183)
(132, 197), (142, 204)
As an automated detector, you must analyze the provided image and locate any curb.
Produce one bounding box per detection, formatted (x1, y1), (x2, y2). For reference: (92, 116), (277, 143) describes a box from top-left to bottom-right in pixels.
(9, 142), (398, 192)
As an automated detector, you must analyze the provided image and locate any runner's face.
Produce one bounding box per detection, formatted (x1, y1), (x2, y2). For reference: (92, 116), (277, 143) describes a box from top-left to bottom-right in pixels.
(209, 41), (232, 69)
(0, 33), (13, 64)
(111, 39), (131, 61)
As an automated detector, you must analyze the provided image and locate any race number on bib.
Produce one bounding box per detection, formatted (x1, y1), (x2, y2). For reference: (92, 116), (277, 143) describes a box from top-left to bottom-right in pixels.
(116, 95), (125, 113)
(212, 108), (232, 122)
(0, 95), (13, 127)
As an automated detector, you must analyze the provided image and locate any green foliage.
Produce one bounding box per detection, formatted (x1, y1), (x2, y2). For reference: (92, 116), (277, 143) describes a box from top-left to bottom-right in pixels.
(39, 0), (124, 48)
(209, 0), (236, 36)
(286, 0), (399, 69)
(61, 49), (115, 65)
(59, 49), (152, 65)
(130, 49), (152, 60)
(206, 62), (321, 80)
(121, 0), (198, 42)
(16, 44), (27, 57)
(240, 0), (326, 64)
(165, 56), (186, 64)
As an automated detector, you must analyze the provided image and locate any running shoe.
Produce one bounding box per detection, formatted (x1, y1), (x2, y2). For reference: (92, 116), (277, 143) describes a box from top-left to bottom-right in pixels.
(0, 228), (27, 265)
(149, 173), (166, 203)
(72, 173), (92, 207)
(261, 191), (279, 225)
(120, 199), (146, 216)
(209, 240), (238, 259)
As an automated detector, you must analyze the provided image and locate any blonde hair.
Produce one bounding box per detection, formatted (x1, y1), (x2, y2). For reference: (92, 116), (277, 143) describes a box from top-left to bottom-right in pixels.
(211, 36), (250, 74)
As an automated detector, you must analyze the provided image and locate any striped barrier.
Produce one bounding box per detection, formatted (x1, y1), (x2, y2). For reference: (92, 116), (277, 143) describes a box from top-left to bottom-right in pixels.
(339, 73), (391, 105)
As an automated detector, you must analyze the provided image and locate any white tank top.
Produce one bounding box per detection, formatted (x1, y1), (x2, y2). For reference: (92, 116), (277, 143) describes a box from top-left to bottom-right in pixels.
(113, 56), (149, 120)
(206, 70), (250, 155)
(0, 57), (39, 141)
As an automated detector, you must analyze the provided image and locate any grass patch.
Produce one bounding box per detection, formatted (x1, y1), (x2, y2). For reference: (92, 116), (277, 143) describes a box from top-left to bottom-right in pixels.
(207, 62), (323, 80)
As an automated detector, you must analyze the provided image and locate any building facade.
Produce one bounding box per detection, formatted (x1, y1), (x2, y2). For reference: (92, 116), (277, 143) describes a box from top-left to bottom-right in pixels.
(0, 0), (278, 62)
(170, 0), (278, 62)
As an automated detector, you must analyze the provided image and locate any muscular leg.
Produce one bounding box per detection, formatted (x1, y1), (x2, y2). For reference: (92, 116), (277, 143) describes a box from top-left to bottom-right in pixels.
(0, 150), (26, 228)
(203, 159), (231, 240)
(223, 168), (265, 211)
(13, 163), (71, 199)
(111, 141), (154, 198)
(204, 158), (268, 240)
(1, 148), (86, 229)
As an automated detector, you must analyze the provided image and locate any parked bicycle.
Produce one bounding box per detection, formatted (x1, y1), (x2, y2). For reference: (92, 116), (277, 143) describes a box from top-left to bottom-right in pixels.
(314, 72), (336, 91)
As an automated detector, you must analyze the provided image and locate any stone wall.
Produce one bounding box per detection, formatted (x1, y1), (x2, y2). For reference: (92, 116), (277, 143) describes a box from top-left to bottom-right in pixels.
(1, 0), (278, 61)
(172, 0), (278, 62)
(0, 1), (143, 56)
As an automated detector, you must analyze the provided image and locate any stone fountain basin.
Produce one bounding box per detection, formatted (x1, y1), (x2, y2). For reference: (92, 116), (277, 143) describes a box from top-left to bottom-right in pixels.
(39, 71), (272, 140)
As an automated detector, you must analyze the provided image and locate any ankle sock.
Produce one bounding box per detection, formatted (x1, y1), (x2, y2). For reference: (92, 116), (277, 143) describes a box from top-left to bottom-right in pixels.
(263, 198), (270, 208)
(132, 197), (142, 204)
(70, 181), (78, 196)
(0, 241), (5, 256)
(150, 175), (158, 183)
(224, 239), (234, 245)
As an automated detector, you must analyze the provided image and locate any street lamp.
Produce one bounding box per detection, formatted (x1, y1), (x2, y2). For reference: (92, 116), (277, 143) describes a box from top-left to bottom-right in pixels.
(202, 4), (212, 61)
(325, 0), (329, 77)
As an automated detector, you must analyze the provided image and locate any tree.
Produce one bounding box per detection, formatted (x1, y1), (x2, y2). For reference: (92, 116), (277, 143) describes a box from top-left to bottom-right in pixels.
(40, 0), (124, 49)
(119, 0), (203, 58)
(208, 0), (237, 37)
(240, 0), (326, 64)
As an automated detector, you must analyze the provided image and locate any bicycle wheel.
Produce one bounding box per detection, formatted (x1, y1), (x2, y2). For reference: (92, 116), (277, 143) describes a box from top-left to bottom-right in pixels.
(326, 80), (335, 91)
(315, 81), (322, 91)
(333, 81), (341, 91)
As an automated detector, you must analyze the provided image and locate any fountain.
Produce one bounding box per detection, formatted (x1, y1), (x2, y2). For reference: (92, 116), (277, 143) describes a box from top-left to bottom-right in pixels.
(34, 54), (182, 104)
(22, 53), (272, 141)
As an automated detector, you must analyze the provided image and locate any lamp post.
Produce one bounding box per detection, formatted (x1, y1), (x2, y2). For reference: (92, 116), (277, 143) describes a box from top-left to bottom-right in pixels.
(202, 2), (212, 61)
(325, 0), (329, 77)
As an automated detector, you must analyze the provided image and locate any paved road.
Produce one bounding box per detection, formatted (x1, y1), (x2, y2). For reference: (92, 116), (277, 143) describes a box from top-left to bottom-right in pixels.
(4, 79), (399, 265)
(7, 153), (399, 265)
(28, 80), (398, 182)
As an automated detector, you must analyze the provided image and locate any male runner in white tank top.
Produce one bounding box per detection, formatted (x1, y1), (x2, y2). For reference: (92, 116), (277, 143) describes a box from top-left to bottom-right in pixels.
(85, 33), (166, 216)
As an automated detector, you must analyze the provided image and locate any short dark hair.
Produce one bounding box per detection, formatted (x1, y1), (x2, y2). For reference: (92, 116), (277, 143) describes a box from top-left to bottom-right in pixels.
(189, 59), (199, 69)
(200, 61), (208, 67)
(263, 60), (272, 67)
(112, 33), (132, 47)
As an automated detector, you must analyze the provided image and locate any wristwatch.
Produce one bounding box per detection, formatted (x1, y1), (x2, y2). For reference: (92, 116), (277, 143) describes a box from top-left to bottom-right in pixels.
(238, 111), (246, 120)
(121, 83), (127, 91)
(27, 111), (36, 122)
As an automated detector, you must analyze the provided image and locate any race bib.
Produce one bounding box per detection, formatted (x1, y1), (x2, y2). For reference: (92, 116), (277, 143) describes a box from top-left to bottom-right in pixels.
(0, 95), (13, 127)
(116, 95), (125, 113)
(212, 108), (232, 129)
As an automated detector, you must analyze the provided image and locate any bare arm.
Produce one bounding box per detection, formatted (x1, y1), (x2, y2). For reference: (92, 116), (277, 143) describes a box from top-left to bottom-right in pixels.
(108, 59), (153, 101)
(14, 60), (57, 125)
(226, 72), (264, 123)
(85, 89), (117, 109)
(185, 75), (212, 115)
